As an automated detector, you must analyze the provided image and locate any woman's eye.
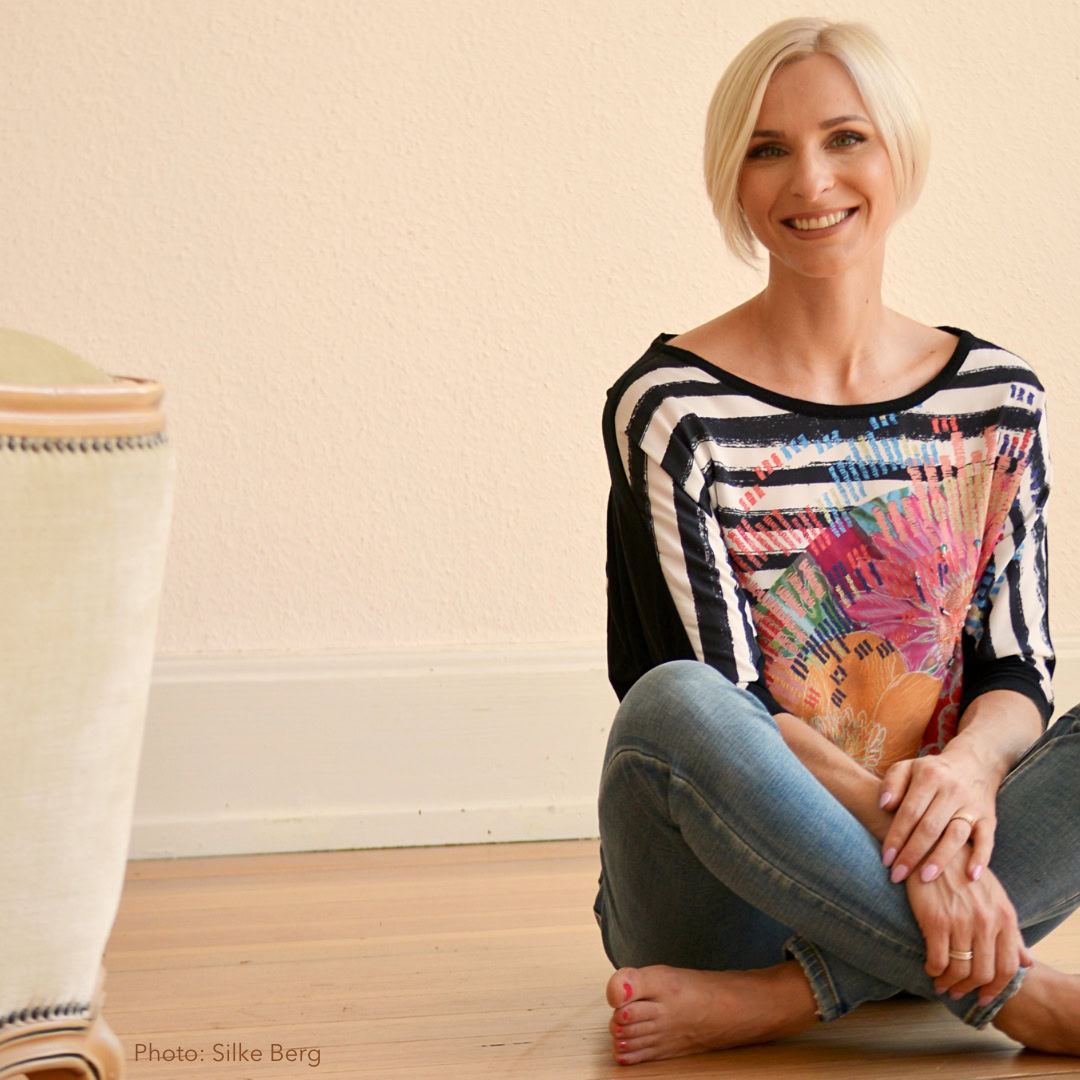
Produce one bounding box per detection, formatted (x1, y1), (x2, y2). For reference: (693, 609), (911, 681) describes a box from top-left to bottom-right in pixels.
(832, 131), (865, 148)
(747, 144), (783, 159)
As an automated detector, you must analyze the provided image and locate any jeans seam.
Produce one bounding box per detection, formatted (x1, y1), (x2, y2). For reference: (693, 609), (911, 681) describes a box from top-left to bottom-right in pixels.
(997, 714), (1079, 796)
(609, 745), (924, 963)
(1019, 889), (1080, 931)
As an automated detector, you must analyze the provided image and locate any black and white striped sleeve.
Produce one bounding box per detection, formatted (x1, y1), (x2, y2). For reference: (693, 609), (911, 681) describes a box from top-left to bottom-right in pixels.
(961, 401), (1055, 724)
(605, 368), (782, 712)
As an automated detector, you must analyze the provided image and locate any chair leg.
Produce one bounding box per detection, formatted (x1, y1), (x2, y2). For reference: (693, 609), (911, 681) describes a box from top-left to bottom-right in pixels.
(0, 968), (124, 1080)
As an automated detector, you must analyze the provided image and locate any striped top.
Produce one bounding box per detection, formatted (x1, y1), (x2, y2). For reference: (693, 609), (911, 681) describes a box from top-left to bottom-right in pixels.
(603, 326), (1053, 773)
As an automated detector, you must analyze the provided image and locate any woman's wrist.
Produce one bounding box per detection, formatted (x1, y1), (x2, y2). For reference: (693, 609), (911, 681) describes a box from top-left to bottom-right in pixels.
(772, 711), (893, 842)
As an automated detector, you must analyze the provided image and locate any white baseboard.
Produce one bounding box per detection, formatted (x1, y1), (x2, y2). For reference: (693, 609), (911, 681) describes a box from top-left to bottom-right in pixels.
(130, 640), (1080, 861)
(130, 645), (615, 859)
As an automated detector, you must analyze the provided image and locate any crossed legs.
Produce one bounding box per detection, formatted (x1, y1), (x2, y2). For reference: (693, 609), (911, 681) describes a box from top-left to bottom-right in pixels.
(595, 661), (1080, 1064)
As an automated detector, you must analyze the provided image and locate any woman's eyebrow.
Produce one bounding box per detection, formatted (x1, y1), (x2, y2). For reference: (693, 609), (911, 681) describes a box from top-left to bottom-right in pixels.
(751, 114), (870, 138)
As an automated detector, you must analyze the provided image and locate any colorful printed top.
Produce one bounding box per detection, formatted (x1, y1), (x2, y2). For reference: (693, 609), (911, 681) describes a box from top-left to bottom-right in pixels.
(603, 327), (1053, 774)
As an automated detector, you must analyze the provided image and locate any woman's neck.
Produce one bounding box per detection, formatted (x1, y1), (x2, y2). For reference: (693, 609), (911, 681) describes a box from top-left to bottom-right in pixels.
(749, 250), (895, 394)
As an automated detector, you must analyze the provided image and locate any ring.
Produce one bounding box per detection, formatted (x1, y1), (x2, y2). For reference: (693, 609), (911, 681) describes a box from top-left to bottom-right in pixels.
(949, 949), (975, 961)
(948, 812), (978, 829)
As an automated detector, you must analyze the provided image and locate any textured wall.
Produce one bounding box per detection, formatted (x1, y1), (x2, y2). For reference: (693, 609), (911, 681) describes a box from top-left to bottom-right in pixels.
(1, 0), (1077, 656)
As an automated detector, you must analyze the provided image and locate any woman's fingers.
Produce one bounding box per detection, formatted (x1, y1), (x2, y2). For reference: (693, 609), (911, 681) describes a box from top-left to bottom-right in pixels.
(919, 817), (974, 883)
(967, 818), (994, 881)
(933, 952), (971, 995)
(948, 922), (997, 998)
(889, 793), (958, 882)
(878, 758), (913, 813)
(882, 770), (934, 871)
(923, 918), (950, 979)
(975, 932), (1019, 1006)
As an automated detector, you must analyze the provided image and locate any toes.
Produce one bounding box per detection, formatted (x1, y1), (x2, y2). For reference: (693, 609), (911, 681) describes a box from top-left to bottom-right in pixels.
(606, 967), (641, 1009)
(610, 1001), (659, 1035)
(613, 1036), (658, 1066)
(613, 1015), (652, 1041)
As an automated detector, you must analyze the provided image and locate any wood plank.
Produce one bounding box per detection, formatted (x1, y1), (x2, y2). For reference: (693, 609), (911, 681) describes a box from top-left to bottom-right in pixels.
(102, 839), (1080, 1079)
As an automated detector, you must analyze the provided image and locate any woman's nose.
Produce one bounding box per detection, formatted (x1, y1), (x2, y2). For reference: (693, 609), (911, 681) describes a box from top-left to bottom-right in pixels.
(788, 149), (835, 202)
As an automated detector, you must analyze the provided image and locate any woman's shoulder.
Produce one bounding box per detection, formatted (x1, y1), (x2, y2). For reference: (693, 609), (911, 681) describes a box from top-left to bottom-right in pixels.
(949, 327), (1045, 389)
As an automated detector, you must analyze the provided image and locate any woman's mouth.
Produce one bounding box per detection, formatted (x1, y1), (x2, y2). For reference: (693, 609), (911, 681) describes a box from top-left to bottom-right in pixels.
(782, 207), (857, 232)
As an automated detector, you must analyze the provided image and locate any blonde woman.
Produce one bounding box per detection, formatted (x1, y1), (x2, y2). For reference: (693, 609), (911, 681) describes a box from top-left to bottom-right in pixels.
(596, 17), (1080, 1065)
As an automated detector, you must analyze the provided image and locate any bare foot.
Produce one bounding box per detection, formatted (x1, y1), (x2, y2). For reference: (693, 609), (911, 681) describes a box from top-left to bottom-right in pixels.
(993, 963), (1080, 1055)
(604, 962), (818, 1065)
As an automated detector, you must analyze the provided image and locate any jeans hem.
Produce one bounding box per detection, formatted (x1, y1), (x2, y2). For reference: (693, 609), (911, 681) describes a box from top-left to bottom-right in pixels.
(961, 962), (1030, 1029)
(784, 935), (841, 1023)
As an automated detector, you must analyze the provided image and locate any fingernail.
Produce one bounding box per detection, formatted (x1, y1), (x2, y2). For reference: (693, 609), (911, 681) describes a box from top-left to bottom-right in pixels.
(971, 864), (983, 881)
(882, 847), (897, 868)
(890, 863), (909, 883)
(920, 863), (939, 883)
(978, 995), (994, 1007)
(623, 982), (632, 1001)
(622, 1010), (629, 1021)
(879, 792), (892, 809)
(934, 984), (946, 995)
(950, 990), (965, 1001)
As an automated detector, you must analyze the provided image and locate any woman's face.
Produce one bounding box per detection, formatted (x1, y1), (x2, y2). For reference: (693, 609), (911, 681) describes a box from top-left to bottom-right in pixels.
(737, 53), (897, 277)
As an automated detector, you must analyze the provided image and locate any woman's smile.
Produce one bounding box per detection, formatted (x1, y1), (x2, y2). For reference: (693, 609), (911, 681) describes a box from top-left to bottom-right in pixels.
(782, 206), (858, 234)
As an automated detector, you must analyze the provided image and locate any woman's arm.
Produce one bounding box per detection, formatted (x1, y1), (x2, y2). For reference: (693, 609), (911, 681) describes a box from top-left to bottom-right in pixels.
(878, 690), (1043, 883)
(772, 711), (893, 842)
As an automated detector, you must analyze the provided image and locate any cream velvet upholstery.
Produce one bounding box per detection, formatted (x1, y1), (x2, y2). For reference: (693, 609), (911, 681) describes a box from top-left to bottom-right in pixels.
(0, 330), (175, 1042)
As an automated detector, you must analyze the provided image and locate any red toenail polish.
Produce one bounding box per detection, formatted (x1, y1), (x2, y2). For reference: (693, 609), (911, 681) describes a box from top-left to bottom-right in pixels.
(616, 1026), (623, 1034)
(623, 982), (633, 1001)
(622, 1010), (629, 1021)
(618, 1060), (627, 1066)
(619, 1041), (627, 1049)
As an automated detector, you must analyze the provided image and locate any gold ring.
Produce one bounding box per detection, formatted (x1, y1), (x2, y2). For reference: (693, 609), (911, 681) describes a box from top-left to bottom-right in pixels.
(949, 812), (978, 829)
(949, 949), (974, 961)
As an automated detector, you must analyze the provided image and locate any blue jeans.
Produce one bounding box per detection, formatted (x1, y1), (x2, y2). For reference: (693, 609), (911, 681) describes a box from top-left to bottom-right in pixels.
(594, 660), (1080, 1029)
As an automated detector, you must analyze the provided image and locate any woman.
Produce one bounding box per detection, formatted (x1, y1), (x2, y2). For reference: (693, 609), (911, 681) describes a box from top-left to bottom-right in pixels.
(595, 16), (1080, 1066)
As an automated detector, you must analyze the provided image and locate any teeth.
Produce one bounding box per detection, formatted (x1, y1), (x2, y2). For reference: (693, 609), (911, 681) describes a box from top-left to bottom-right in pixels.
(789, 209), (852, 231)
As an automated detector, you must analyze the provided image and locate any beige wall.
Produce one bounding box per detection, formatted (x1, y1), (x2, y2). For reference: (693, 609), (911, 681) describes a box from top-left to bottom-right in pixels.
(1, 0), (1076, 655)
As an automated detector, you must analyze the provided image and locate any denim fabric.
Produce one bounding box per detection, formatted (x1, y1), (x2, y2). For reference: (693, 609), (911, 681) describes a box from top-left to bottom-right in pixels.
(594, 660), (1080, 1028)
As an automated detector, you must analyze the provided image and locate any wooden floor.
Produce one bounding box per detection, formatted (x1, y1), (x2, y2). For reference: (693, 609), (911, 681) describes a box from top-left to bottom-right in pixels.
(99, 839), (1080, 1079)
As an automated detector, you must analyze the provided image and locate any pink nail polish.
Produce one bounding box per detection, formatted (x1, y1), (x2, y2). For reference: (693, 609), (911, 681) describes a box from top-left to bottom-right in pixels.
(879, 792), (892, 809)
(623, 982), (633, 1001)
(890, 864), (908, 883)
(920, 863), (939, 883)
(882, 847), (897, 868)
(950, 990), (964, 1001)
(971, 864), (983, 881)
(977, 995), (994, 1006)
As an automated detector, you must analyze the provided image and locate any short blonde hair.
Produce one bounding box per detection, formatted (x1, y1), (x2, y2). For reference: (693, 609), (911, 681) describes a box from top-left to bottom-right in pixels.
(704, 17), (930, 266)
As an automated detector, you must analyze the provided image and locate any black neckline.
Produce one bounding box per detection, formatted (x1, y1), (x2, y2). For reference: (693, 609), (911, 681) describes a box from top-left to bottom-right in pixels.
(653, 326), (974, 418)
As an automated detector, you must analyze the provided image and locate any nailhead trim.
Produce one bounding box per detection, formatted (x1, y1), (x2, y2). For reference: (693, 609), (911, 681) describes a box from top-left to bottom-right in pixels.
(0, 432), (168, 453)
(0, 1000), (91, 1028)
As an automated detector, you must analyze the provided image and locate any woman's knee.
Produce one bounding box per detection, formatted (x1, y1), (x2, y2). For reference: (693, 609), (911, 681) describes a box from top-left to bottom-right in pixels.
(608, 659), (765, 752)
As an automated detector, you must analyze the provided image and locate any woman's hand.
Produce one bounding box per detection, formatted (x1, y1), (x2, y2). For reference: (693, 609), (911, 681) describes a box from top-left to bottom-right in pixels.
(905, 858), (1033, 1005)
(878, 748), (999, 883)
